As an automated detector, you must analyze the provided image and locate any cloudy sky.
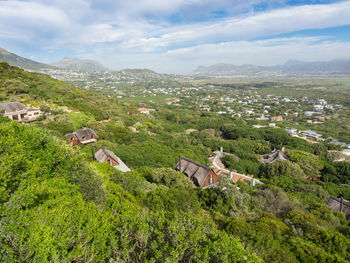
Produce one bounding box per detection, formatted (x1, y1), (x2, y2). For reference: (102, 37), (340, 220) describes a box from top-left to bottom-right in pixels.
(1, 0), (350, 73)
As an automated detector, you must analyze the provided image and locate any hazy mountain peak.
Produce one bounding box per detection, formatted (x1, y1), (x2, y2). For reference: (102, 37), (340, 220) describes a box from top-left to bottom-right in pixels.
(50, 57), (109, 72)
(193, 59), (350, 77)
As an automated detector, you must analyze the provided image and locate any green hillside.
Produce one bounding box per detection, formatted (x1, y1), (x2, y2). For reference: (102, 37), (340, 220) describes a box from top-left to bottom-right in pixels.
(0, 48), (52, 71)
(0, 63), (350, 262)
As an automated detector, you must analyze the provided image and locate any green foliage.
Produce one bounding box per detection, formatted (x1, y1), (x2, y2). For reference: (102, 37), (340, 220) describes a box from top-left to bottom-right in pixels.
(289, 150), (324, 178)
(260, 160), (305, 179)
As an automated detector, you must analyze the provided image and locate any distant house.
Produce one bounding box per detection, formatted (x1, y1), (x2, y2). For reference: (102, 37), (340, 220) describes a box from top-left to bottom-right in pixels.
(270, 116), (283, 122)
(285, 127), (298, 135)
(327, 196), (350, 222)
(137, 108), (150, 114)
(313, 116), (325, 122)
(260, 150), (288, 164)
(65, 128), (98, 145)
(174, 156), (218, 188)
(329, 140), (350, 149)
(94, 147), (131, 172)
(299, 130), (323, 141)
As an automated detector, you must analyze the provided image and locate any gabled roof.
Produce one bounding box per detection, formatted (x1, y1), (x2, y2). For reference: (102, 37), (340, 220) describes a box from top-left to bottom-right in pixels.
(94, 147), (131, 172)
(74, 128), (97, 140)
(174, 156), (212, 186)
(65, 128), (97, 141)
(260, 150), (288, 164)
(0, 101), (26, 113)
(327, 196), (350, 221)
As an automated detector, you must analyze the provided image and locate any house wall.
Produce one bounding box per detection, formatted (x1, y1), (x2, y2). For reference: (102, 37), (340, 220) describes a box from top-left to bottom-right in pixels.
(201, 170), (219, 187)
(69, 138), (80, 145)
(79, 134), (98, 144)
(106, 157), (119, 167)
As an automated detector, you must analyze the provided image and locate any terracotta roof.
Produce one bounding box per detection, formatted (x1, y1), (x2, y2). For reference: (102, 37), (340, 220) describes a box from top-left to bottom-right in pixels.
(260, 150), (288, 164)
(174, 156), (212, 186)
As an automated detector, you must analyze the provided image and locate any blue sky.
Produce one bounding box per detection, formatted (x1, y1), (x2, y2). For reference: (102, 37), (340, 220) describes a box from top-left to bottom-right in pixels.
(0, 0), (350, 73)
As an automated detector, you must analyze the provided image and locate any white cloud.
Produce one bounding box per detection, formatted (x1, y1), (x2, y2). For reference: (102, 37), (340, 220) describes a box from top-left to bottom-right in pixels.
(1, 0), (350, 73)
(93, 37), (350, 73)
(125, 1), (350, 52)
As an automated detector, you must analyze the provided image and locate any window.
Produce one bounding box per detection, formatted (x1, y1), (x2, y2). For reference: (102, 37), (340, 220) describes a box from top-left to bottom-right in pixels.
(209, 174), (213, 184)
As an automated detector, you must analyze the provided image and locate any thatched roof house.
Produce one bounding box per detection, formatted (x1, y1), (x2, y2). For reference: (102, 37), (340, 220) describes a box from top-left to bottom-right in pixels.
(174, 156), (218, 187)
(327, 196), (350, 221)
(260, 150), (288, 164)
(94, 147), (131, 172)
(0, 101), (27, 121)
(65, 128), (98, 145)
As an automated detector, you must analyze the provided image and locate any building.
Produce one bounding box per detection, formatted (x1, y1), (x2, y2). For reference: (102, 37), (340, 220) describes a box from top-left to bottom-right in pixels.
(94, 147), (131, 172)
(260, 150), (288, 164)
(327, 196), (350, 222)
(174, 156), (218, 188)
(299, 130), (323, 141)
(270, 116), (283, 122)
(137, 108), (150, 114)
(26, 108), (42, 121)
(313, 115), (325, 122)
(285, 127), (298, 135)
(0, 102), (43, 122)
(329, 140), (350, 149)
(65, 128), (98, 145)
(0, 102), (27, 121)
(209, 150), (263, 186)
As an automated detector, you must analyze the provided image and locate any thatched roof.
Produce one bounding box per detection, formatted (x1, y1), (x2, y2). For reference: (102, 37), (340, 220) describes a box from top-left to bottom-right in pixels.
(65, 128), (97, 141)
(0, 101), (26, 113)
(174, 156), (212, 186)
(327, 196), (350, 221)
(94, 147), (130, 172)
(260, 150), (288, 164)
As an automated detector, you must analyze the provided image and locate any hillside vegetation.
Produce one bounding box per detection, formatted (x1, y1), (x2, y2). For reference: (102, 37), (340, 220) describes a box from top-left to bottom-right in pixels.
(0, 62), (350, 262)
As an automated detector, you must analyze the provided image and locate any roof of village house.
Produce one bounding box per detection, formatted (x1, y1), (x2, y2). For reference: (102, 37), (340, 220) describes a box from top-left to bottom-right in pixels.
(174, 156), (213, 186)
(94, 147), (131, 172)
(0, 101), (26, 113)
(65, 128), (97, 141)
(260, 150), (288, 164)
(327, 196), (350, 221)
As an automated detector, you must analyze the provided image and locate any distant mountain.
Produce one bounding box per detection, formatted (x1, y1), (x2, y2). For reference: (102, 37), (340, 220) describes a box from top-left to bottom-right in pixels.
(50, 57), (109, 72)
(193, 59), (350, 77)
(0, 47), (52, 71)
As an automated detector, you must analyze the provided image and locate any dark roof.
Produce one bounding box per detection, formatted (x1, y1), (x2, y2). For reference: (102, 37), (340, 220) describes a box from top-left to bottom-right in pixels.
(65, 128), (97, 140)
(260, 150), (288, 164)
(0, 101), (26, 113)
(327, 196), (350, 221)
(174, 156), (212, 186)
(94, 147), (118, 163)
(74, 128), (97, 140)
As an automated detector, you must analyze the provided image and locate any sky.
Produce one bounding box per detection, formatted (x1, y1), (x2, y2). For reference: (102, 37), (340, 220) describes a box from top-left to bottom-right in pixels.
(0, 0), (350, 73)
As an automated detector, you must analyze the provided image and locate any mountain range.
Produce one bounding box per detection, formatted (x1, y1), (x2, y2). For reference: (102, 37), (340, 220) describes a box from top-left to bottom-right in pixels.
(193, 59), (350, 77)
(50, 57), (109, 72)
(2, 47), (350, 76)
(0, 48), (108, 72)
